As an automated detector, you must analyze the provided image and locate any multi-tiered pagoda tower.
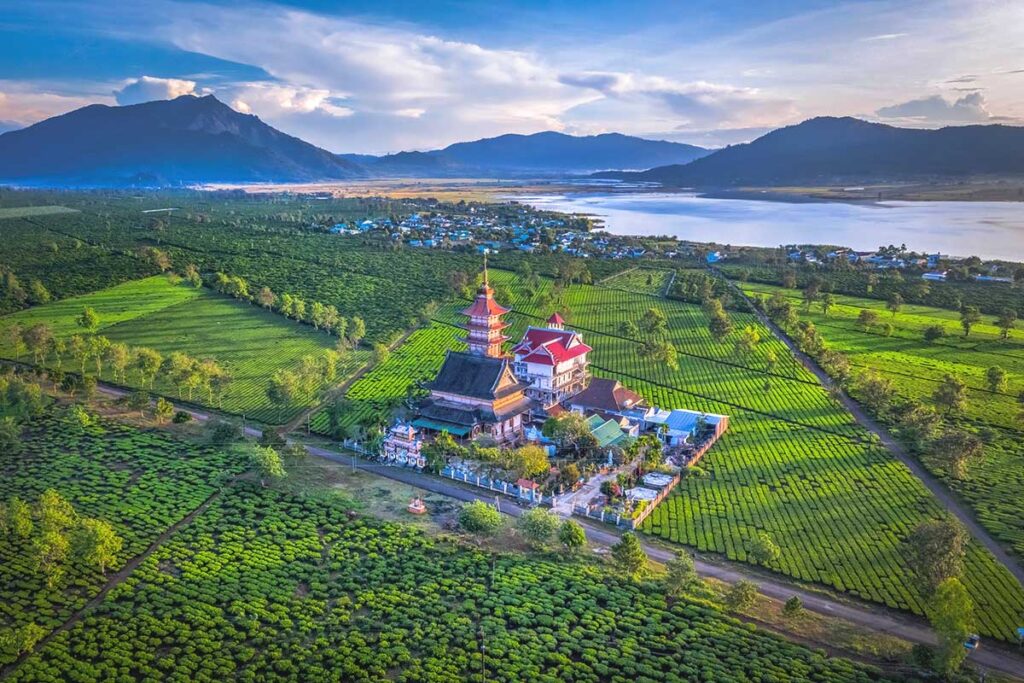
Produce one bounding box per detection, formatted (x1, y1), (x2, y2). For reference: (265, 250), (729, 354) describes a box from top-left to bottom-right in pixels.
(459, 258), (510, 358)
(412, 258), (533, 443)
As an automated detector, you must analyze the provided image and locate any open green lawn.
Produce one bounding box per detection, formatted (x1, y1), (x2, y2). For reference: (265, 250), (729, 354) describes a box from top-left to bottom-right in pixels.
(739, 280), (1024, 562)
(0, 276), (369, 424)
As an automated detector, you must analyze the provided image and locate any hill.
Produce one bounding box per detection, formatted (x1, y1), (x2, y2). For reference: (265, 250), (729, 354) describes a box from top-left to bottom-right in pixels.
(599, 117), (1024, 186)
(0, 95), (365, 186)
(343, 131), (709, 176)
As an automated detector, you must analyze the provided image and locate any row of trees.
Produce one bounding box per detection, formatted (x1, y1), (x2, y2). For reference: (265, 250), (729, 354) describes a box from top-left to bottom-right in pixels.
(265, 349), (345, 408)
(759, 287), (1001, 482)
(0, 269), (51, 308)
(5, 310), (232, 405)
(210, 271), (366, 345)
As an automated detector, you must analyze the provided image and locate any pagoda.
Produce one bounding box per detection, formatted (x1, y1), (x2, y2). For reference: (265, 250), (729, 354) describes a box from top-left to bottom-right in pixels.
(412, 258), (533, 443)
(458, 255), (510, 358)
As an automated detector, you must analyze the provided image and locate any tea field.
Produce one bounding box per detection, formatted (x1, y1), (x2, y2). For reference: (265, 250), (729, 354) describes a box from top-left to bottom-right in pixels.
(8, 480), (899, 683)
(600, 267), (674, 295)
(0, 408), (246, 666)
(444, 270), (1024, 641)
(739, 280), (1024, 561)
(310, 323), (462, 436)
(0, 276), (369, 424)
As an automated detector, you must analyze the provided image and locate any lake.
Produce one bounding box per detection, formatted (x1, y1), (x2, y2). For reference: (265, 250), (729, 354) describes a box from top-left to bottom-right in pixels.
(516, 192), (1024, 261)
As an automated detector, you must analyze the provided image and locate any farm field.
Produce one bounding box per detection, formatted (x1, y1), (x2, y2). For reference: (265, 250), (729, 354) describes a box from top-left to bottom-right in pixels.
(0, 215), (155, 313)
(0, 407), (245, 666)
(310, 323), (462, 436)
(0, 276), (368, 424)
(599, 267), (673, 295)
(9, 479), (899, 683)
(0, 206), (78, 219)
(739, 280), (1024, 561)
(439, 270), (1024, 641)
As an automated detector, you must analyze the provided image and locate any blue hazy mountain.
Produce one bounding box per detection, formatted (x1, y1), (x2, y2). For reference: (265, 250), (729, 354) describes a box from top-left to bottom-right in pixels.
(0, 95), (365, 186)
(597, 117), (1024, 186)
(342, 131), (710, 177)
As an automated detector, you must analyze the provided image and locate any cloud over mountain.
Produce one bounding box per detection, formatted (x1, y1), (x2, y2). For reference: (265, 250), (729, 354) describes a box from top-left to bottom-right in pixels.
(114, 76), (198, 105)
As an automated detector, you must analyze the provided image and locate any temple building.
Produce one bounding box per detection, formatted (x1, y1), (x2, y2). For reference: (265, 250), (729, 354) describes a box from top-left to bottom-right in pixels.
(412, 264), (533, 443)
(511, 313), (592, 409)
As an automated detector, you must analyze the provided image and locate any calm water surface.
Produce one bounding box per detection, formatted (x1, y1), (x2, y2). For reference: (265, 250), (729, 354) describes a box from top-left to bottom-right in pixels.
(517, 192), (1024, 261)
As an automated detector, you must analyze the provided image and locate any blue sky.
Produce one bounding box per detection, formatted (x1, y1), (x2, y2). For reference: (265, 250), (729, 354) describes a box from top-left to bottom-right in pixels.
(1, 0), (1022, 152)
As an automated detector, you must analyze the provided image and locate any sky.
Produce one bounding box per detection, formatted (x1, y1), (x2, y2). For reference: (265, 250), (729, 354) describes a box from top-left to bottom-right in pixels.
(0, 0), (1022, 153)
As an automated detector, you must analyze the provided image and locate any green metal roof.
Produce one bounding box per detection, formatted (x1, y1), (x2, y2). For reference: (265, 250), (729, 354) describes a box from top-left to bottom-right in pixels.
(587, 416), (631, 449)
(411, 418), (471, 437)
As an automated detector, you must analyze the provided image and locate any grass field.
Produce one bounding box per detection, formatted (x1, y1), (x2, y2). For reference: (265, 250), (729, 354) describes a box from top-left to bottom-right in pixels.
(739, 280), (1024, 562)
(0, 276), (369, 424)
(448, 269), (1024, 641)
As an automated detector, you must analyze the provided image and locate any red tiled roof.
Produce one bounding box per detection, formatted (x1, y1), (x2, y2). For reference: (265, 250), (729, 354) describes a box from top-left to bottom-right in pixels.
(462, 289), (510, 317)
(516, 478), (540, 490)
(547, 312), (565, 325)
(514, 326), (592, 365)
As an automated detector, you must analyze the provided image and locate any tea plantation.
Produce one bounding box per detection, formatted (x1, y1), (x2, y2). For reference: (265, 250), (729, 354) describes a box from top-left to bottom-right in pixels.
(740, 281), (1024, 562)
(445, 270), (1024, 641)
(0, 408), (246, 666)
(0, 276), (367, 423)
(8, 481), (897, 683)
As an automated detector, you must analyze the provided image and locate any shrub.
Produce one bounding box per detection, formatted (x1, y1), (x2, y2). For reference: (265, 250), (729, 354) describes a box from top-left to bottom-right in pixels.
(459, 501), (502, 535)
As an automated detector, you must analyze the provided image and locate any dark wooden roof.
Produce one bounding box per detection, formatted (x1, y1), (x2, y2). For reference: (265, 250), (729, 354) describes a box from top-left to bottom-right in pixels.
(568, 377), (645, 413)
(426, 351), (526, 400)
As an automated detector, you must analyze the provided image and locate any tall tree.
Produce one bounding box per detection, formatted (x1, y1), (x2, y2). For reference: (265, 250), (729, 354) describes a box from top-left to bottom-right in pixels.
(905, 514), (968, 595)
(558, 519), (586, 553)
(257, 286), (277, 310)
(985, 365), (1007, 393)
(935, 431), (984, 480)
(996, 308), (1017, 340)
(664, 551), (698, 599)
(105, 342), (131, 383)
(249, 445), (286, 487)
(611, 532), (648, 580)
(348, 317), (366, 346)
(132, 347), (163, 389)
(75, 306), (100, 334)
(959, 306), (981, 337)
(926, 578), (974, 678)
(886, 292), (903, 318)
(21, 323), (54, 365)
(932, 374), (968, 415)
(518, 508), (559, 547)
(33, 530), (70, 588)
(71, 518), (123, 573)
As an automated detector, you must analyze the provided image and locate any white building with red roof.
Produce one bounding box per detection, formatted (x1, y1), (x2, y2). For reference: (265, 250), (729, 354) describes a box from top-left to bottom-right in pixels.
(512, 313), (592, 408)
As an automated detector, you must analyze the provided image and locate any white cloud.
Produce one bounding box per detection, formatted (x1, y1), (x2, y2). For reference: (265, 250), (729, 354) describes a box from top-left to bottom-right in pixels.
(114, 75), (198, 105)
(226, 82), (353, 118)
(559, 71), (796, 129)
(875, 92), (1000, 125)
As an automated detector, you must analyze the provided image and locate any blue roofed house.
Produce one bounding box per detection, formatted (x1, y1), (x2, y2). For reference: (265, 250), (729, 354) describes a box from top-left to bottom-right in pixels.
(642, 408), (728, 446)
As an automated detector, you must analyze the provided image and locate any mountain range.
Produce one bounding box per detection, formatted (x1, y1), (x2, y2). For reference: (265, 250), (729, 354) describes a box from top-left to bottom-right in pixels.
(342, 131), (710, 176)
(2, 96), (1023, 187)
(0, 95), (364, 186)
(597, 117), (1024, 186)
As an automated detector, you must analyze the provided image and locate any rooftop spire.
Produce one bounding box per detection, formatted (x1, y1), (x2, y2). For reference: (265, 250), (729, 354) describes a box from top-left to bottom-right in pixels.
(483, 251), (489, 288)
